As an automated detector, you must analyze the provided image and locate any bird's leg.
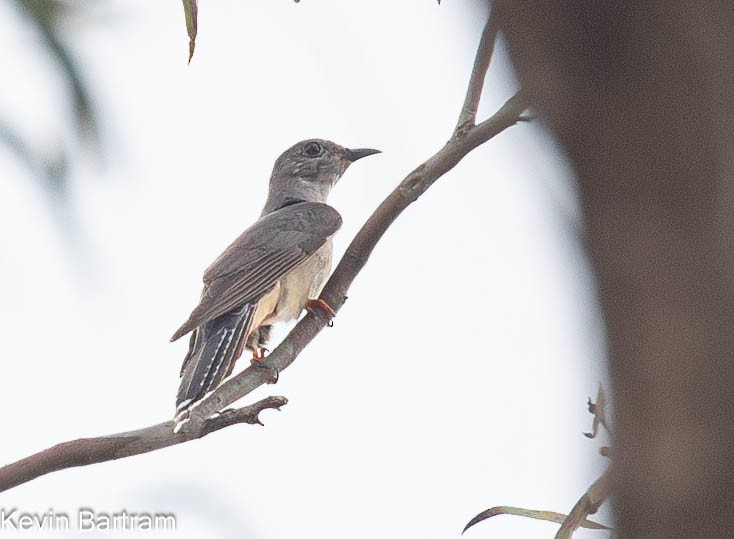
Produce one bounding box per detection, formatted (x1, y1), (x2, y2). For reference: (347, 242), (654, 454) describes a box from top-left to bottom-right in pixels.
(250, 347), (268, 362)
(305, 298), (336, 321)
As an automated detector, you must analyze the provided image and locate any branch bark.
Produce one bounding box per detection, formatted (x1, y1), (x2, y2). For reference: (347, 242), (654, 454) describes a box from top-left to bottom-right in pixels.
(0, 397), (286, 492)
(0, 12), (527, 493)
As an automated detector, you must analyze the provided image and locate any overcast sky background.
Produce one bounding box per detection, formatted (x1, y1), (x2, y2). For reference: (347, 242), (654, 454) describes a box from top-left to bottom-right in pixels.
(0, 0), (610, 537)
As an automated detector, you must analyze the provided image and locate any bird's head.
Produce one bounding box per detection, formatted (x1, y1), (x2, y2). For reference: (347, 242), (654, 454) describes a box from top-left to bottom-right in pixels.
(267, 139), (380, 208)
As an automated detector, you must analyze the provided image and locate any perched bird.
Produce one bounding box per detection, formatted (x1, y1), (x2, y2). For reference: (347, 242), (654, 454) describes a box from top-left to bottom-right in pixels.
(171, 139), (380, 425)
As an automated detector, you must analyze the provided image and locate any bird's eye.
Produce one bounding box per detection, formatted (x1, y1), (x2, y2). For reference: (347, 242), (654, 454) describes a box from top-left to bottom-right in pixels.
(303, 141), (323, 157)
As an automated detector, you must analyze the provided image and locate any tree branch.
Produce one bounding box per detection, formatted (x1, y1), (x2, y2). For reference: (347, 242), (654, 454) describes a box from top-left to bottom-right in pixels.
(456, 12), (499, 133)
(0, 12), (528, 492)
(554, 468), (614, 539)
(0, 396), (286, 493)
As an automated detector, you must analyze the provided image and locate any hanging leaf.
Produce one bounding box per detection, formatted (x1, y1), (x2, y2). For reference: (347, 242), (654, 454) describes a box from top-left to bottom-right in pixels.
(182, 0), (198, 63)
(462, 505), (610, 534)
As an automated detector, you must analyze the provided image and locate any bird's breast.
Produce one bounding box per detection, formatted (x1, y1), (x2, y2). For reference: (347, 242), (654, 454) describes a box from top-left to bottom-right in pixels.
(265, 240), (333, 325)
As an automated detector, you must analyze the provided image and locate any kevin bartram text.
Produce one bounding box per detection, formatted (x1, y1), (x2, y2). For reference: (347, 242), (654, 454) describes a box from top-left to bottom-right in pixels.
(1, 507), (176, 531)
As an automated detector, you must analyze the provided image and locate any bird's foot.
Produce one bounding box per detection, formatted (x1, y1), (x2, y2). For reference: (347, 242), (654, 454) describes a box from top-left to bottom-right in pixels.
(306, 298), (336, 324)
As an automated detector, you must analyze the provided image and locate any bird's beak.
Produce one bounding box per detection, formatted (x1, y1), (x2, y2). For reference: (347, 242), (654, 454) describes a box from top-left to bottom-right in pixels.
(344, 148), (381, 162)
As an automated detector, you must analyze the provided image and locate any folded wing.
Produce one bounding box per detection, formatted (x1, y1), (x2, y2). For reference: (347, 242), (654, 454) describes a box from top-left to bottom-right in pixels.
(171, 201), (342, 340)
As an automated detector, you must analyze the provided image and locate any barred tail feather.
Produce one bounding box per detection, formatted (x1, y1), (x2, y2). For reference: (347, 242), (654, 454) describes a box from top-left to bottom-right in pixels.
(174, 303), (255, 426)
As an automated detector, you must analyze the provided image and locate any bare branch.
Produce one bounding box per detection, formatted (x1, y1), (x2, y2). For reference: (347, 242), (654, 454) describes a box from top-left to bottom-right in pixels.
(0, 12), (527, 492)
(555, 468), (614, 539)
(455, 12), (499, 134)
(0, 397), (286, 493)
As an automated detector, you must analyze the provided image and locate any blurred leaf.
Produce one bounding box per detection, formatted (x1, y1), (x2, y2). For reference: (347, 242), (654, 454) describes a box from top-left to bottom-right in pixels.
(463, 506), (609, 534)
(182, 0), (198, 62)
(0, 120), (69, 195)
(14, 0), (99, 153)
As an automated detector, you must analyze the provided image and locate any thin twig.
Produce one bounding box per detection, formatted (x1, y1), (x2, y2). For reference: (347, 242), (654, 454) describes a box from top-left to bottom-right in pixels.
(584, 384), (611, 439)
(555, 468), (614, 539)
(455, 12), (499, 134)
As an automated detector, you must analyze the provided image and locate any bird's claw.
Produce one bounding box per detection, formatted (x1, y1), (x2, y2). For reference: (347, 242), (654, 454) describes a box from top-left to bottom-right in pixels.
(305, 298), (336, 322)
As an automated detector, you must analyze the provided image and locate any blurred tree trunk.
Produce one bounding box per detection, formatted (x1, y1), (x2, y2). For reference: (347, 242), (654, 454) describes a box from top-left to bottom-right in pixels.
(493, 1), (734, 536)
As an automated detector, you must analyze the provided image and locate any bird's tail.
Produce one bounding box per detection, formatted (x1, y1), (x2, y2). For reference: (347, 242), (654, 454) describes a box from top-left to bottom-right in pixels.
(174, 304), (255, 428)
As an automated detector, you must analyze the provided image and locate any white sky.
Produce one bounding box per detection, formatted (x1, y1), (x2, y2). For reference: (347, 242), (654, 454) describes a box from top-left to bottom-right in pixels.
(0, 0), (610, 537)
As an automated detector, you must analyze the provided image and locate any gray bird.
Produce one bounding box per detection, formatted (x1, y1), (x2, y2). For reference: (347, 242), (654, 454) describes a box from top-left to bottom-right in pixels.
(171, 139), (379, 425)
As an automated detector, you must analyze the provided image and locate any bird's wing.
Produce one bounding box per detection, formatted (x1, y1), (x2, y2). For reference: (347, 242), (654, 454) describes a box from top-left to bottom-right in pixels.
(170, 201), (342, 341)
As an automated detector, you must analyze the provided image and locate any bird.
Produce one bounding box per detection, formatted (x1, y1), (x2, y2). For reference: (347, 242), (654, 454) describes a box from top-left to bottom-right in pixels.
(170, 138), (380, 427)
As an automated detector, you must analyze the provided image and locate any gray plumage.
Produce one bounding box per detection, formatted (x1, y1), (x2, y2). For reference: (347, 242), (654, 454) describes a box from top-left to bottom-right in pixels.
(171, 139), (379, 425)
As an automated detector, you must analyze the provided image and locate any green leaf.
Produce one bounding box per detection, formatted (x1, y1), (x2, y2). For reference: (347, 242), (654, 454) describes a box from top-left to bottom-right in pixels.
(182, 0), (198, 63)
